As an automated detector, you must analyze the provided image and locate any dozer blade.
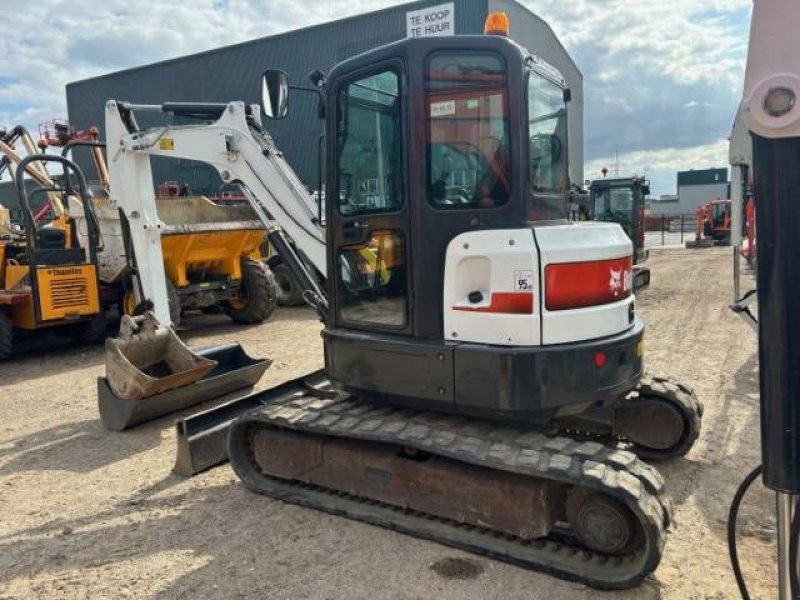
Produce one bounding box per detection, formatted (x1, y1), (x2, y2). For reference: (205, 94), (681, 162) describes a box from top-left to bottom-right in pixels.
(227, 372), (672, 590)
(172, 371), (328, 476)
(99, 313), (270, 431)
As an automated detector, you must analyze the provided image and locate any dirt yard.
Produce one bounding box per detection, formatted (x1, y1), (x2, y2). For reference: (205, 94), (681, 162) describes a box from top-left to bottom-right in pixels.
(0, 247), (775, 599)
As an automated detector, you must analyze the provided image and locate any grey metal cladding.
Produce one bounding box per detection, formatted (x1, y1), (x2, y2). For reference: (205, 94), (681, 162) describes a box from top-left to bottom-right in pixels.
(63, 0), (582, 193)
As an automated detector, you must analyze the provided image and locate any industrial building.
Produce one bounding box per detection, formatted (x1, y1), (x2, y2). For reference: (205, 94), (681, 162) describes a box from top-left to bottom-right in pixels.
(648, 167), (729, 216)
(57, 0), (583, 198)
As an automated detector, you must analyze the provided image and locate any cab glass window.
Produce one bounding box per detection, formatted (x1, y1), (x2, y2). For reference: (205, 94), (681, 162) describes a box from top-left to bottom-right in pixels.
(527, 70), (567, 193)
(337, 70), (401, 215)
(338, 231), (407, 328)
(425, 52), (511, 209)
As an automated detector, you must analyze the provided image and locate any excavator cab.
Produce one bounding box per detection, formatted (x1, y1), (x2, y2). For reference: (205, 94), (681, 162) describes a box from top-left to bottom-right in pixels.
(0, 155), (105, 358)
(588, 176), (651, 290)
(260, 33), (655, 423)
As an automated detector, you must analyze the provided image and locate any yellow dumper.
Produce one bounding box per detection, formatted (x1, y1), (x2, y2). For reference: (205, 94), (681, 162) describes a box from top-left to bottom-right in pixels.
(0, 154), (109, 360)
(116, 195), (277, 326)
(58, 137), (278, 328)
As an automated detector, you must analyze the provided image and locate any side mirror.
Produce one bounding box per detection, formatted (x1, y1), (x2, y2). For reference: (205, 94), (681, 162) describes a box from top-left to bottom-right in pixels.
(642, 185), (651, 196)
(261, 70), (289, 119)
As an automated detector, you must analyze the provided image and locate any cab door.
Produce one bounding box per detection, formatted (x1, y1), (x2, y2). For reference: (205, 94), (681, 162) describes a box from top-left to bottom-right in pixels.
(327, 62), (412, 336)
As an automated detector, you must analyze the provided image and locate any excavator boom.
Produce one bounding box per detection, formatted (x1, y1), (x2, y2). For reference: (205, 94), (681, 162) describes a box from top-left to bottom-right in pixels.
(104, 100), (327, 325)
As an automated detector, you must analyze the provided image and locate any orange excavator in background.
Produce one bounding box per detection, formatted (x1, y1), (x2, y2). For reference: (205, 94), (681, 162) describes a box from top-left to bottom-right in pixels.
(687, 198), (731, 247)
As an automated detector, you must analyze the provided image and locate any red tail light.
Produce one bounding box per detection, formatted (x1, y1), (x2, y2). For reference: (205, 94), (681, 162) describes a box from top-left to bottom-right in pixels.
(545, 256), (633, 311)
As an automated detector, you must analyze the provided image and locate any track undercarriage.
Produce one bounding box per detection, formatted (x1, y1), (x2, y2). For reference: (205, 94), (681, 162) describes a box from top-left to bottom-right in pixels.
(228, 371), (699, 589)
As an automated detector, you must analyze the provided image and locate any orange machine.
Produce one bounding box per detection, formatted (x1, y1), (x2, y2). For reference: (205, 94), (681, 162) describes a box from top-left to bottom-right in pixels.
(693, 198), (732, 245)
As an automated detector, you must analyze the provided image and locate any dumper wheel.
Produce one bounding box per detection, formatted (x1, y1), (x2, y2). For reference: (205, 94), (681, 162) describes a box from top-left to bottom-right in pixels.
(272, 262), (304, 306)
(225, 259), (278, 324)
(0, 312), (12, 360)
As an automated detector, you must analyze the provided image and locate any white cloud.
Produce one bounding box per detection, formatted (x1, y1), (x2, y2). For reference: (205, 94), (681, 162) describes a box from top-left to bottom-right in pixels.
(0, 0), (751, 195)
(586, 139), (729, 176)
(585, 139), (730, 198)
(0, 0), (396, 143)
(517, 0), (750, 194)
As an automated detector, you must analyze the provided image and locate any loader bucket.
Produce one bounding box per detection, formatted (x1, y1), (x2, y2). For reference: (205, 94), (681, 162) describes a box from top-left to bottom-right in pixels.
(105, 313), (217, 401)
(99, 342), (271, 431)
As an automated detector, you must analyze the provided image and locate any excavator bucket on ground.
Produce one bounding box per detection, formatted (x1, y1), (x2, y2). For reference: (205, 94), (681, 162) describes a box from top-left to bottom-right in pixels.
(99, 312), (270, 430)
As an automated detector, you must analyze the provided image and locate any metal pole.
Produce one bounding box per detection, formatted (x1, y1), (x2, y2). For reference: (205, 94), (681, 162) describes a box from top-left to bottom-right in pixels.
(680, 213), (685, 244)
(776, 492), (795, 600)
(661, 214), (665, 246)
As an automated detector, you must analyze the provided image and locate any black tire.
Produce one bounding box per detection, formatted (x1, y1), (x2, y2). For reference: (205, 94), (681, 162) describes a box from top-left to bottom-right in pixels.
(0, 312), (13, 360)
(225, 259), (278, 324)
(272, 262), (304, 307)
(166, 279), (181, 327)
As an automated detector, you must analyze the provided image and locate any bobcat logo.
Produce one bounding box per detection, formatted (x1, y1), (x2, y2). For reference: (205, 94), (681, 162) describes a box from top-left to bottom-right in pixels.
(609, 268), (632, 297)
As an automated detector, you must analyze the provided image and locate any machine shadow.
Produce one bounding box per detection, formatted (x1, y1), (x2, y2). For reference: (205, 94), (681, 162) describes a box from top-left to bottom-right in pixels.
(0, 339), (105, 387)
(0, 416), (162, 477)
(0, 478), (313, 596)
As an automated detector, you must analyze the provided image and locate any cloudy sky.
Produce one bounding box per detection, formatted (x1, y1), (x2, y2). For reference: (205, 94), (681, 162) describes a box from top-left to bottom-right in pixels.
(0, 0), (751, 196)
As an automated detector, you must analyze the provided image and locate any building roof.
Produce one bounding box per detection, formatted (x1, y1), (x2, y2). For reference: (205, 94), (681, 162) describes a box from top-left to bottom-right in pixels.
(677, 168), (728, 188)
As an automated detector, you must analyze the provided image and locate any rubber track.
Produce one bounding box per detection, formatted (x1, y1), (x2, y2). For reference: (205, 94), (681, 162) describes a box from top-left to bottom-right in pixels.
(228, 383), (672, 590)
(628, 374), (703, 461)
(561, 374), (703, 462)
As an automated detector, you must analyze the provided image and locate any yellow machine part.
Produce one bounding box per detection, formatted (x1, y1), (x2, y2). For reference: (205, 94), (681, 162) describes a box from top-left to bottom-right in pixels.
(6, 264), (100, 329)
(161, 229), (266, 288)
(5, 263), (29, 291)
(36, 265), (100, 321)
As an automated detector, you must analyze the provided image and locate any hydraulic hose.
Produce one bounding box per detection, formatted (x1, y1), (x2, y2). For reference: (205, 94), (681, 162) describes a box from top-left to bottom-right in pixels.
(728, 465), (763, 600)
(727, 465), (800, 599)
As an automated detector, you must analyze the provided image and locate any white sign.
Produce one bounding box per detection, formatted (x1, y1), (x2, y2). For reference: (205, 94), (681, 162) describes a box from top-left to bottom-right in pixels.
(514, 270), (534, 291)
(430, 100), (455, 118)
(406, 2), (455, 38)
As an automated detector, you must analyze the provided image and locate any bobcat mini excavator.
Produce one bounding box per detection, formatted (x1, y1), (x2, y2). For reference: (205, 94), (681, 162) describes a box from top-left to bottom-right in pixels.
(104, 14), (700, 589)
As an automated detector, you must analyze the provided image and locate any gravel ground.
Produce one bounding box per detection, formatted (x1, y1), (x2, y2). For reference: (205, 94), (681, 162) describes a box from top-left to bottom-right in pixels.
(0, 246), (774, 599)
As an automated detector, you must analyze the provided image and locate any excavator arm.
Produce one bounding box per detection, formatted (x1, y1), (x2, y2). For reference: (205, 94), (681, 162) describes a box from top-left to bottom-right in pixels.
(104, 100), (327, 325)
(727, 2), (800, 598)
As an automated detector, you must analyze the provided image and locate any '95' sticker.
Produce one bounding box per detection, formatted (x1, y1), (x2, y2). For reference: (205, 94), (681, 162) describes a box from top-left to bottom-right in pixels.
(514, 270), (534, 291)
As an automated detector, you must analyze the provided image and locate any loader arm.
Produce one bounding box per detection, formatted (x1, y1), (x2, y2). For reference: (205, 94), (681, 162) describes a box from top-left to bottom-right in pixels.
(105, 100), (327, 325)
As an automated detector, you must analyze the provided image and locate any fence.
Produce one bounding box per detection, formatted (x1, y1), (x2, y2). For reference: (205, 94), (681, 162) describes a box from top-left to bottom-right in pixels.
(644, 213), (697, 247)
